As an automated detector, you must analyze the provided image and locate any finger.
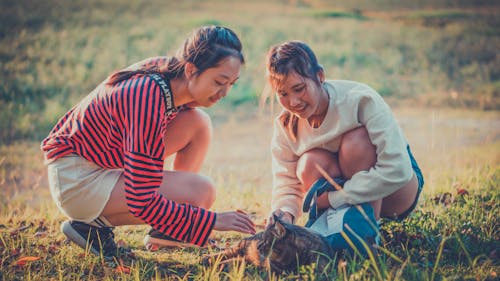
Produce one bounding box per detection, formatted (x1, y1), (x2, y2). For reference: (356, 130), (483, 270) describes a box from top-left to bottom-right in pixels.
(236, 213), (255, 227)
(231, 212), (254, 228)
(274, 209), (284, 216)
(244, 222), (256, 234)
(233, 222), (256, 234)
(233, 217), (256, 233)
(282, 213), (293, 224)
(236, 209), (247, 215)
(237, 217), (256, 233)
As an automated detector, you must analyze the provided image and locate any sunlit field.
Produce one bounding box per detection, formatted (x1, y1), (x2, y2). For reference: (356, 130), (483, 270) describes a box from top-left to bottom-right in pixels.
(1, 0), (499, 280)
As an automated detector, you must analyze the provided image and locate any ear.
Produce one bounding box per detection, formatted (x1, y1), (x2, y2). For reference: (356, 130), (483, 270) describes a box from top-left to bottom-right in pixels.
(184, 62), (198, 79)
(317, 67), (325, 83)
(271, 219), (286, 239)
(265, 213), (280, 231)
(272, 213), (280, 223)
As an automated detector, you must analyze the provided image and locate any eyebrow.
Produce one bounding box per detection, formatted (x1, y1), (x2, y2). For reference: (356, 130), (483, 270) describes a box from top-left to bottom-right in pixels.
(219, 74), (240, 83)
(291, 82), (305, 89)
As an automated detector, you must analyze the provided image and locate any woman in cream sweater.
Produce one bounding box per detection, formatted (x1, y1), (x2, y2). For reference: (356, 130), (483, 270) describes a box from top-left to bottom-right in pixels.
(266, 41), (424, 228)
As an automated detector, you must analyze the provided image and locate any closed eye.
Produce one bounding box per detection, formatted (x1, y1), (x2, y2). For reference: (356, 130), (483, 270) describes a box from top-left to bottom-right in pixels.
(215, 80), (226, 86)
(294, 86), (305, 92)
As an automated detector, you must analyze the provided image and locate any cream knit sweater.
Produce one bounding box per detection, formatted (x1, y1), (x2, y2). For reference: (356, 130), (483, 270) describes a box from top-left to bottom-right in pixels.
(271, 80), (414, 219)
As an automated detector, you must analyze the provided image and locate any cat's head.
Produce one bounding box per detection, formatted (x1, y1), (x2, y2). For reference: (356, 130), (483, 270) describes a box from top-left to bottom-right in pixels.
(264, 214), (288, 239)
(257, 214), (288, 253)
(255, 214), (295, 270)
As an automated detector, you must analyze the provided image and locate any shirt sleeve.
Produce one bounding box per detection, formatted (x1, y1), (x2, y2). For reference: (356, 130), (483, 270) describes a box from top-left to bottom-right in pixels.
(121, 76), (216, 246)
(270, 118), (303, 219)
(328, 95), (414, 209)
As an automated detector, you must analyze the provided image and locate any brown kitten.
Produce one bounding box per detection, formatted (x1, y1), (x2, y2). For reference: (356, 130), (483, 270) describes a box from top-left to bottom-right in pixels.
(202, 216), (337, 274)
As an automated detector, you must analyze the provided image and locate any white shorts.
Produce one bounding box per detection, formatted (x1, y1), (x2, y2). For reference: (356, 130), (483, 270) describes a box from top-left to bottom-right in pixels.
(47, 154), (122, 223)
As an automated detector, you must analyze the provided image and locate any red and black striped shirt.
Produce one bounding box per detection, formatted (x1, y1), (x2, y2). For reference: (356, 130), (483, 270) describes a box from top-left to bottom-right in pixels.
(41, 57), (216, 246)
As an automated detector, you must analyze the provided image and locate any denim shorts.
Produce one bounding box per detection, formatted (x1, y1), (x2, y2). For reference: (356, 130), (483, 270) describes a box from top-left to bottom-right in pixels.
(387, 145), (424, 221)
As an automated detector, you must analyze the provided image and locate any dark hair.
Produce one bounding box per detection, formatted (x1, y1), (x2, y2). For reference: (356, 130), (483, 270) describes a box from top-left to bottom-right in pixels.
(266, 41), (323, 141)
(266, 40), (322, 90)
(106, 26), (244, 85)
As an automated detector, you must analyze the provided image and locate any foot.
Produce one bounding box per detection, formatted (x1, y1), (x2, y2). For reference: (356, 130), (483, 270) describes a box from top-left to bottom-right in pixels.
(61, 220), (117, 259)
(143, 228), (195, 250)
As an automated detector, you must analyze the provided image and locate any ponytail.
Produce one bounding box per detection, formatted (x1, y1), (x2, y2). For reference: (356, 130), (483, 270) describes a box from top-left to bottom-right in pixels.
(106, 57), (182, 86)
(106, 25), (244, 86)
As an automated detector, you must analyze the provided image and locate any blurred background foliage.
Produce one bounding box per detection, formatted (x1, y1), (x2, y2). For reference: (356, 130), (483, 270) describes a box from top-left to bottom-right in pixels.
(0, 0), (499, 143)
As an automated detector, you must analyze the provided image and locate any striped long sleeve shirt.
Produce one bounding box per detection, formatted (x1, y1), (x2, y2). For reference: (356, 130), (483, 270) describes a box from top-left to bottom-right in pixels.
(41, 57), (216, 246)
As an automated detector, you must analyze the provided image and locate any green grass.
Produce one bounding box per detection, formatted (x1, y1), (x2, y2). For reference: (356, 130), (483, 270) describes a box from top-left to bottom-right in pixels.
(0, 0), (499, 279)
(0, 168), (498, 281)
(308, 9), (367, 20)
(1, 107), (499, 280)
(0, 0), (499, 142)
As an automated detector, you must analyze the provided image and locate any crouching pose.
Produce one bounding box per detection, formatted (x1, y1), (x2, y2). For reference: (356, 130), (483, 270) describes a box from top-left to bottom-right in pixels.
(41, 26), (255, 259)
(265, 41), (424, 253)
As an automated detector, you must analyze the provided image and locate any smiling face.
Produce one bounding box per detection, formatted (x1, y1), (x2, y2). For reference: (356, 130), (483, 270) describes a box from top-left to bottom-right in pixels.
(187, 56), (242, 107)
(274, 70), (327, 121)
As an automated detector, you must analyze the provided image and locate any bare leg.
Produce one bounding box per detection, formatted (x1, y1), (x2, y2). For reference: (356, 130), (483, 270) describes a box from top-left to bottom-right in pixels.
(100, 108), (215, 226)
(296, 148), (342, 214)
(296, 126), (419, 220)
(339, 127), (419, 219)
(380, 175), (418, 219)
(296, 149), (342, 193)
(102, 170), (215, 226)
(295, 127), (377, 213)
(163, 108), (213, 172)
(337, 127), (380, 218)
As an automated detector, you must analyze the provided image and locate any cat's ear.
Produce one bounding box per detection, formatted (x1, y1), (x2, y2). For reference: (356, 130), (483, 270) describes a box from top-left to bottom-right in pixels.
(271, 219), (286, 239)
(272, 214), (280, 223)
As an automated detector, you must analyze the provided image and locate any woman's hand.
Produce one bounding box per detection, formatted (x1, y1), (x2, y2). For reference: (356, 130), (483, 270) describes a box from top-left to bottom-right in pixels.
(316, 192), (331, 209)
(213, 211), (256, 235)
(267, 209), (294, 227)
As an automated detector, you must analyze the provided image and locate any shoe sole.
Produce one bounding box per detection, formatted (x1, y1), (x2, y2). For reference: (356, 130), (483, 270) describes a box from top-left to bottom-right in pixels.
(61, 220), (101, 256)
(143, 235), (196, 250)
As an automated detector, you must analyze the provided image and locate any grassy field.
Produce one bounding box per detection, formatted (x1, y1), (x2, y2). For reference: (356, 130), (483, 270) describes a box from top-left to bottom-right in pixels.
(1, 0), (499, 280)
(0, 106), (498, 280)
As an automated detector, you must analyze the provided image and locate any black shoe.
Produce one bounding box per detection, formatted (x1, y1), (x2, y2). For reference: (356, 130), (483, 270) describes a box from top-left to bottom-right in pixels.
(143, 228), (194, 250)
(61, 220), (117, 259)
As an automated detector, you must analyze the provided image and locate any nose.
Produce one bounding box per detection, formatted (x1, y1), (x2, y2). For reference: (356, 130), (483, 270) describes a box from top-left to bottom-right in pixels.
(219, 85), (231, 98)
(289, 95), (301, 107)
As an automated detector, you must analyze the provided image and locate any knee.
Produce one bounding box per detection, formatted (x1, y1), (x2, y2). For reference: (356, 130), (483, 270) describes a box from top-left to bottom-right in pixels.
(296, 149), (339, 189)
(195, 175), (216, 209)
(189, 108), (213, 137)
(339, 127), (377, 178)
(174, 108), (213, 142)
(340, 127), (375, 160)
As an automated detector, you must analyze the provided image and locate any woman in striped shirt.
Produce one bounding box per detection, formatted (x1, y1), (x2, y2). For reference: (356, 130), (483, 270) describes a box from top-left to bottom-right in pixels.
(41, 26), (255, 258)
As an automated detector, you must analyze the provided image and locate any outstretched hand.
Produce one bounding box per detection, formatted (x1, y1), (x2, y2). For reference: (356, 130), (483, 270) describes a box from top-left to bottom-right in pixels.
(213, 210), (256, 235)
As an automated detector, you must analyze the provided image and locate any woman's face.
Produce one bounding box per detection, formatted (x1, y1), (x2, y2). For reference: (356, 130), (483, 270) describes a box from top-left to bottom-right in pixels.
(187, 56), (241, 107)
(274, 71), (325, 120)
